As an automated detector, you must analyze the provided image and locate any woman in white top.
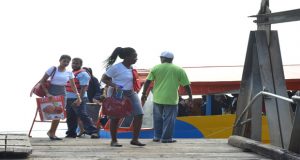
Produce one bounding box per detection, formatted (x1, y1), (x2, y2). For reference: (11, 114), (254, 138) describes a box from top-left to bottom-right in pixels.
(101, 47), (145, 147)
(40, 55), (81, 140)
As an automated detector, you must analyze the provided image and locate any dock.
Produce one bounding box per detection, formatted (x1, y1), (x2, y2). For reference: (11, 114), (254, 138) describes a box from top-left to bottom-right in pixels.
(27, 137), (269, 160)
(0, 134), (32, 158)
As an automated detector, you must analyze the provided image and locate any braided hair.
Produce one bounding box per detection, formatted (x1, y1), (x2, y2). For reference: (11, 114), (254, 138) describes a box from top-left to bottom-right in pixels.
(104, 47), (136, 69)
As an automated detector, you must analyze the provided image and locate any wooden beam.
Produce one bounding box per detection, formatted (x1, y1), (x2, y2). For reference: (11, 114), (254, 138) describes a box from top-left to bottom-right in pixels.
(233, 31), (256, 136)
(269, 31), (293, 149)
(250, 43), (263, 142)
(255, 31), (283, 148)
(251, 9), (300, 25)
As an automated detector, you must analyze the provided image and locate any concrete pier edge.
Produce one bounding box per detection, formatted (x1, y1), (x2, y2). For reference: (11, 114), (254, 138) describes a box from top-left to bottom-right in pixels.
(228, 135), (300, 160)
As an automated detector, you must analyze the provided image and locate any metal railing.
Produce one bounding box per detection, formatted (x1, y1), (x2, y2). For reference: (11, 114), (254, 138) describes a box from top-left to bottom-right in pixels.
(234, 91), (297, 127)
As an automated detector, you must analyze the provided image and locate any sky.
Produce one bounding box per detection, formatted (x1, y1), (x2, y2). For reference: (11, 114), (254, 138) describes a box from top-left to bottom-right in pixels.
(0, 0), (300, 134)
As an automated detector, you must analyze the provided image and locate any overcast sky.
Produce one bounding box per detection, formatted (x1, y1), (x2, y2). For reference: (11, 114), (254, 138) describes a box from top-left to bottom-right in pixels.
(1, 0), (300, 133)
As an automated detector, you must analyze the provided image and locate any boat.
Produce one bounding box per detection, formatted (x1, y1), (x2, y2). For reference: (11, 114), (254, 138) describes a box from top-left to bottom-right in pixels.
(99, 65), (300, 143)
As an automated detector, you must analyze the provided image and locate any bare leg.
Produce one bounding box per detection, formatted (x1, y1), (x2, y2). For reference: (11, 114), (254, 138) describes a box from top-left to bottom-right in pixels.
(132, 115), (143, 141)
(130, 115), (145, 146)
(110, 118), (119, 142)
(48, 119), (60, 137)
(110, 118), (122, 147)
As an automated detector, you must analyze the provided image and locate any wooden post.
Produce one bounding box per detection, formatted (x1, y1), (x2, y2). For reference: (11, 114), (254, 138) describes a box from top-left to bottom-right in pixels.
(234, 31), (293, 149)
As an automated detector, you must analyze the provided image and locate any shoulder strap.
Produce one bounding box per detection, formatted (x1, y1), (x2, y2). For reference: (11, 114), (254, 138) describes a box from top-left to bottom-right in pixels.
(49, 66), (57, 80)
(73, 69), (85, 77)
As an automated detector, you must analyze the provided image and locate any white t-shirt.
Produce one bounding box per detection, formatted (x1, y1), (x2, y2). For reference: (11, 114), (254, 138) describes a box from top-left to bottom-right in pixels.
(46, 66), (74, 86)
(105, 62), (133, 90)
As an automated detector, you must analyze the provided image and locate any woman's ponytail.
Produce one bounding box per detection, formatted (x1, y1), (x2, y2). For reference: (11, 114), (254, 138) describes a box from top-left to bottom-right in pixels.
(104, 47), (122, 69)
(103, 47), (136, 69)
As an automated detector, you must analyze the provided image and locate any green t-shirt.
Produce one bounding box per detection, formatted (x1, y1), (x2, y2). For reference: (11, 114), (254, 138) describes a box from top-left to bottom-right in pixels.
(147, 63), (190, 105)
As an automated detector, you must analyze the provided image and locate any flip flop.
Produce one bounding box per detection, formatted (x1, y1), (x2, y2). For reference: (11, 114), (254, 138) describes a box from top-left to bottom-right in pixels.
(47, 132), (62, 140)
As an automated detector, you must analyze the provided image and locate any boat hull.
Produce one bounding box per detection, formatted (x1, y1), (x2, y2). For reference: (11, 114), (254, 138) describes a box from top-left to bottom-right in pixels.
(100, 114), (270, 143)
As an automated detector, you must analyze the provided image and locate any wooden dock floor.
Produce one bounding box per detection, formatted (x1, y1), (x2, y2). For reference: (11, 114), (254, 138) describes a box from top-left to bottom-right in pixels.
(0, 134), (32, 158)
(26, 137), (270, 160)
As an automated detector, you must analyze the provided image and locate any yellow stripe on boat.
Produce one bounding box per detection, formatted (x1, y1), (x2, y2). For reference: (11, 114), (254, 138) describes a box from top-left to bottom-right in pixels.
(177, 114), (270, 143)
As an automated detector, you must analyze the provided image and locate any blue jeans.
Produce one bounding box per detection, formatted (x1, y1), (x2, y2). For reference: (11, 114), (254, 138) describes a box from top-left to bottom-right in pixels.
(153, 103), (178, 141)
(66, 98), (98, 136)
(123, 90), (144, 116)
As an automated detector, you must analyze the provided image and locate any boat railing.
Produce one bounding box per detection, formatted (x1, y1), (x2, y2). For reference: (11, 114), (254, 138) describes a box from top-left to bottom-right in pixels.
(234, 91), (298, 127)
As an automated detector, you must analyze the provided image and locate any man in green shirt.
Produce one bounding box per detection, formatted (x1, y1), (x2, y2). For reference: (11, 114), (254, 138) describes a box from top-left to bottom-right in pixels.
(141, 51), (193, 143)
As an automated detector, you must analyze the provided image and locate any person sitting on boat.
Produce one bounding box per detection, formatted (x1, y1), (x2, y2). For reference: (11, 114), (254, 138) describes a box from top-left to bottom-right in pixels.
(177, 96), (190, 117)
(141, 51), (193, 143)
(201, 95), (207, 115)
(230, 94), (239, 114)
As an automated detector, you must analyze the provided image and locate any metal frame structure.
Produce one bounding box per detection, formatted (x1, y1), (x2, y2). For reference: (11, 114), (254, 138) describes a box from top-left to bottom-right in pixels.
(233, 0), (300, 153)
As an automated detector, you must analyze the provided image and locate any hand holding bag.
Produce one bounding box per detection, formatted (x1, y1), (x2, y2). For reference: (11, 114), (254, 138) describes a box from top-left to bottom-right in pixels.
(102, 92), (132, 118)
(30, 67), (56, 97)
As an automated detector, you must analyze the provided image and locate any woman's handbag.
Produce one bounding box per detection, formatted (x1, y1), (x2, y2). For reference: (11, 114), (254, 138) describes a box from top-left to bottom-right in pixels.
(30, 67), (56, 97)
(102, 95), (132, 118)
(132, 69), (141, 93)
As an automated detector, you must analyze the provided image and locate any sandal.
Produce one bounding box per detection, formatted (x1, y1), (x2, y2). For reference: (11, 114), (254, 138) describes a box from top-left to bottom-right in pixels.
(51, 136), (63, 140)
(130, 140), (146, 146)
(47, 132), (62, 140)
(110, 141), (122, 147)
